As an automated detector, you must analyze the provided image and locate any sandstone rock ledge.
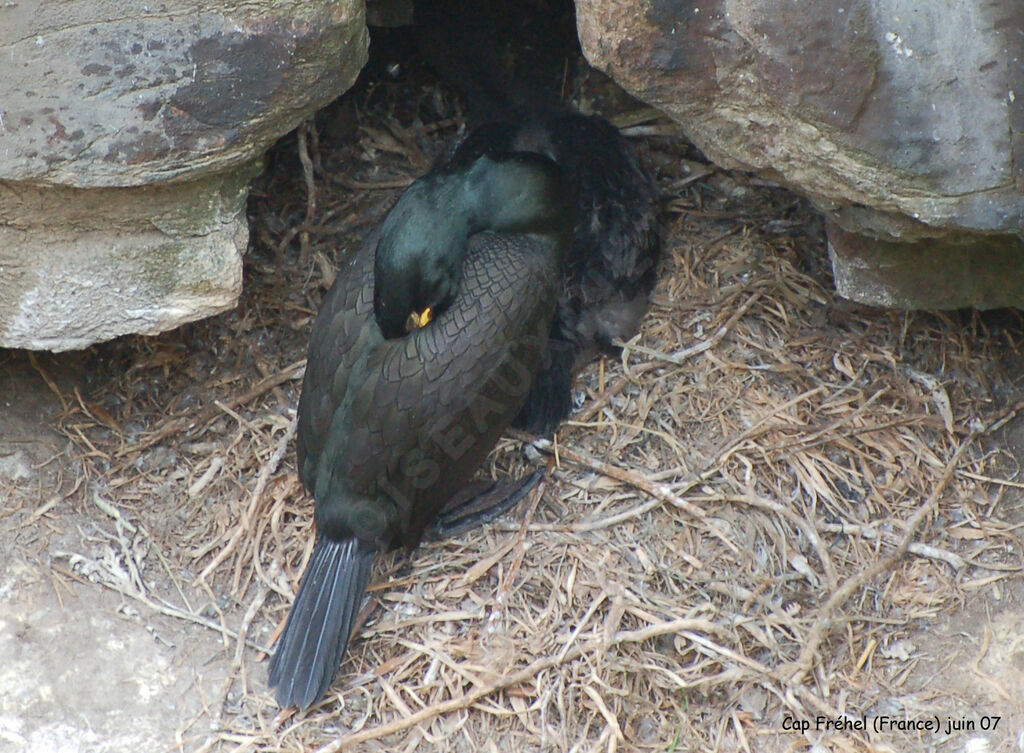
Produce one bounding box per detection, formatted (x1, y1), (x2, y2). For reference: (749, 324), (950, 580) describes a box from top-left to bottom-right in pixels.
(577, 0), (1023, 309)
(0, 1), (368, 350)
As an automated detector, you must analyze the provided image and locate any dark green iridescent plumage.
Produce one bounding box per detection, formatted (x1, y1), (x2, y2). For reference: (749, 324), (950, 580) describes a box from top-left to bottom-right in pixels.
(415, 0), (662, 433)
(446, 112), (661, 434)
(269, 153), (572, 709)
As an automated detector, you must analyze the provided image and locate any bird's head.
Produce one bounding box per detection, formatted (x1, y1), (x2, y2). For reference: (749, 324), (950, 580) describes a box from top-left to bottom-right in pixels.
(373, 152), (572, 339)
(373, 175), (470, 339)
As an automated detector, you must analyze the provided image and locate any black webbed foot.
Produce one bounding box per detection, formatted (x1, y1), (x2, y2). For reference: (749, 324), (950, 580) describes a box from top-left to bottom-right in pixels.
(428, 469), (544, 540)
(511, 337), (576, 435)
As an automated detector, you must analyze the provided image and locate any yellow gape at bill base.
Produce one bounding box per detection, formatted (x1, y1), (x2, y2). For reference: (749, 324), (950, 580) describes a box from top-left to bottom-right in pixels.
(405, 306), (433, 331)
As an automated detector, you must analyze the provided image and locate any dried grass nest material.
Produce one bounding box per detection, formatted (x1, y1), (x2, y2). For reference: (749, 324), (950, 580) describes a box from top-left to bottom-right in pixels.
(43, 95), (1024, 752)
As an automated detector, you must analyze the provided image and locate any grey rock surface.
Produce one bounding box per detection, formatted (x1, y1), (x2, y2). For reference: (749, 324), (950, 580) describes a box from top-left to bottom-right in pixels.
(0, 166), (256, 350)
(577, 0), (1023, 308)
(0, 0), (368, 350)
(1, 1), (368, 186)
(0, 554), (230, 753)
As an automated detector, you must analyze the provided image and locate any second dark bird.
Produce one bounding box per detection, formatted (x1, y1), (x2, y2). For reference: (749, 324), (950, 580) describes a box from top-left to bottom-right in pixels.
(416, 0), (662, 432)
(446, 112), (661, 432)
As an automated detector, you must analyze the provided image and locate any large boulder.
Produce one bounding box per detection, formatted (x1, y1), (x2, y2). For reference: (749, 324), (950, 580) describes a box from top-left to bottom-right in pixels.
(0, 0), (368, 350)
(576, 0), (1023, 309)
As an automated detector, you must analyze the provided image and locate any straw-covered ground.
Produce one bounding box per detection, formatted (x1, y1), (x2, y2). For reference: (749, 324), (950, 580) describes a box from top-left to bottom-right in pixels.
(4, 35), (1024, 753)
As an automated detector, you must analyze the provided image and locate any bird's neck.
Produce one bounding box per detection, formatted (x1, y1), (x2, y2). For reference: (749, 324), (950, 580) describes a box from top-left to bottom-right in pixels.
(460, 153), (573, 242)
(372, 152), (572, 339)
(376, 152), (572, 272)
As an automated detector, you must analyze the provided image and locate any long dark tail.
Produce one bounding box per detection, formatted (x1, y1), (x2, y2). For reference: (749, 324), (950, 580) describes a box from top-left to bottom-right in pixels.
(268, 536), (375, 709)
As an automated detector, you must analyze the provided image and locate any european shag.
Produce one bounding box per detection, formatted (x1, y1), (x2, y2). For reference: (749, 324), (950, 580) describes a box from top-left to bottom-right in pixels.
(268, 152), (573, 709)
